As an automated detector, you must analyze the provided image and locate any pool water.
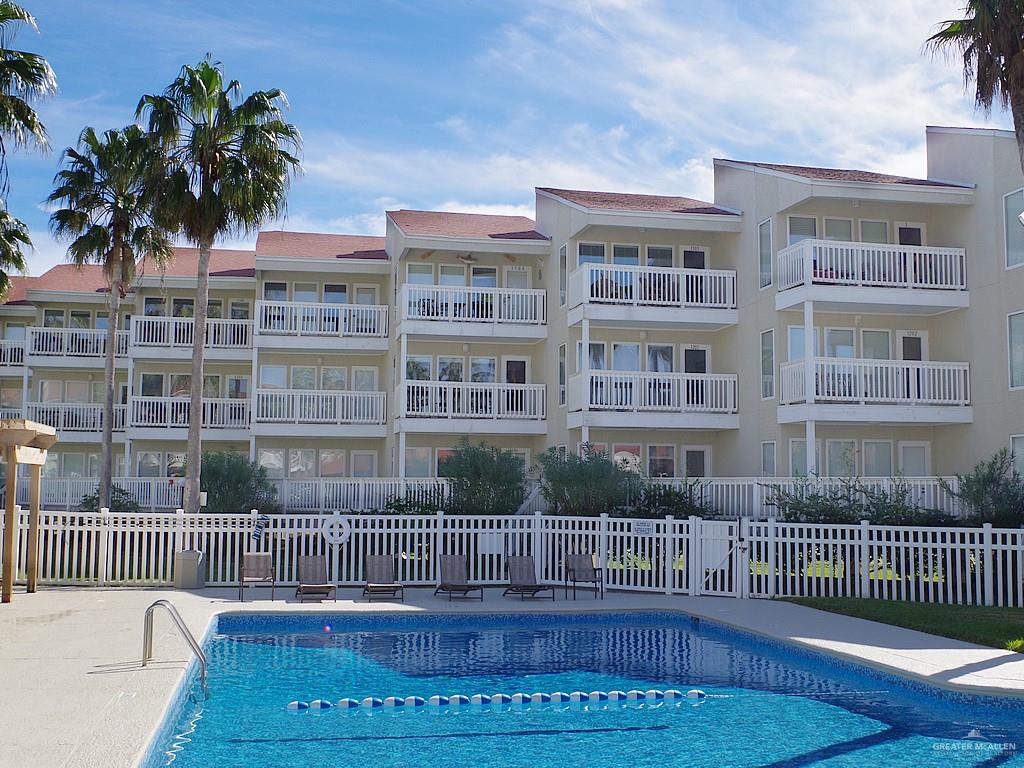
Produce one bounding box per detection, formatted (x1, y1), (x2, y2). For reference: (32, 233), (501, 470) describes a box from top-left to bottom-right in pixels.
(148, 611), (1024, 767)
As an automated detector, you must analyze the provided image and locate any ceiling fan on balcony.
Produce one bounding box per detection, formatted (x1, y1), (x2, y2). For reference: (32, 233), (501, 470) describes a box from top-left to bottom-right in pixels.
(456, 253), (478, 264)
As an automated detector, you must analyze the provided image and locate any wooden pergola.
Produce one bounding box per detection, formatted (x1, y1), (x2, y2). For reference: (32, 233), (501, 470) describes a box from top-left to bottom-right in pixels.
(0, 419), (57, 604)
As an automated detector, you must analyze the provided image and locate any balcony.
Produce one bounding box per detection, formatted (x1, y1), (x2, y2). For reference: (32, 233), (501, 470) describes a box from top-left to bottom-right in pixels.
(253, 388), (387, 437)
(131, 316), (251, 359)
(0, 339), (24, 367)
(26, 402), (126, 436)
(398, 285), (547, 340)
(254, 300), (389, 351)
(27, 328), (129, 366)
(567, 264), (738, 329)
(568, 370), (739, 430)
(400, 381), (546, 434)
(776, 240), (968, 314)
(128, 396), (249, 437)
(778, 358), (972, 424)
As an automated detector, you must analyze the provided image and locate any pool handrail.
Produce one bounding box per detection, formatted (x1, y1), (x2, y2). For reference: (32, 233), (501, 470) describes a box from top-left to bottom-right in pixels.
(142, 598), (208, 698)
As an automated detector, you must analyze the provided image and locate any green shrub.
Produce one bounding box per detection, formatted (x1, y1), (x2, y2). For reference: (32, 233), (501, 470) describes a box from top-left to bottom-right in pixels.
(382, 487), (448, 515)
(942, 449), (1024, 527)
(200, 451), (281, 515)
(537, 444), (642, 516)
(79, 485), (140, 513)
(623, 481), (718, 519)
(438, 439), (526, 515)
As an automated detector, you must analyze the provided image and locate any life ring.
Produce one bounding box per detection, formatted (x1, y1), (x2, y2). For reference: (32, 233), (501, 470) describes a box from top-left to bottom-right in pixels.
(320, 516), (352, 545)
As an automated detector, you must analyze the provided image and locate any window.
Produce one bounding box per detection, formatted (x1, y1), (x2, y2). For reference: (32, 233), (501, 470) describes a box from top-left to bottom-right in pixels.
(406, 264), (433, 284)
(558, 244), (567, 305)
(577, 242), (605, 268)
(69, 310), (90, 329)
(787, 326), (819, 361)
(647, 445), (675, 478)
(43, 309), (65, 327)
(825, 328), (855, 358)
(438, 265), (465, 287)
(758, 218), (773, 288)
(861, 330), (891, 360)
(226, 376), (249, 399)
(137, 452), (162, 478)
(558, 344), (566, 406)
(577, 342), (606, 372)
(259, 365), (287, 389)
(352, 368), (377, 391)
(787, 216), (816, 246)
(612, 343), (640, 371)
(1012, 436), (1024, 471)
(140, 373), (164, 397)
(3, 322), (24, 340)
(258, 448), (285, 479)
(761, 442), (776, 477)
(290, 366), (316, 390)
(647, 344), (673, 372)
(171, 298), (194, 317)
(65, 381), (89, 403)
(406, 355), (432, 381)
(826, 439), (857, 477)
(898, 442), (930, 476)
(166, 454), (186, 478)
(612, 444), (641, 473)
(95, 313), (108, 331)
(289, 448), (316, 478)
(436, 448), (457, 477)
(143, 297), (165, 317)
(405, 447), (432, 478)
(0, 385), (22, 409)
(612, 244), (640, 265)
(207, 300), (223, 319)
(230, 300), (250, 320)
(860, 220), (888, 244)
(863, 441), (893, 477)
(470, 356), (496, 382)
(39, 380), (62, 402)
(1005, 189), (1024, 268)
(324, 284), (347, 304)
(351, 451), (376, 477)
(761, 329), (774, 399)
(790, 439), (821, 476)
(647, 245), (673, 268)
(321, 367), (347, 390)
(1010, 312), (1024, 388)
(262, 282), (287, 301)
(292, 283), (318, 303)
(202, 375), (220, 398)
(437, 356), (464, 382)
(320, 449), (346, 477)
(683, 448), (708, 478)
(470, 267), (497, 288)
(823, 218), (853, 242)
(355, 286), (377, 305)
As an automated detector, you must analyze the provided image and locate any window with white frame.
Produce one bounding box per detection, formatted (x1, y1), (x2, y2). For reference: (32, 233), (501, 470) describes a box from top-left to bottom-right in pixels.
(1010, 311), (1024, 388)
(436, 447), (457, 477)
(761, 441), (776, 477)
(823, 217), (853, 242)
(787, 216), (816, 246)
(647, 245), (673, 268)
(860, 220), (888, 244)
(647, 445), (675, 478)
(558, 243), (567, 305)
(761, 329), (774, 399)
(577, 242), (605, 268)
(787, 325), (819, 361)
(613, 444), (642, 473)
(862, 440), (893, 477)
(1005, 188), (1024, 268)
(320, 449), (346, 477)
(558, 344), (566, 406)
(758, 218), (773, 288)
(826, 439), (857, 477)
(1012, 435), (1024, 471)
(258, 448), (285, 479)
(351, 451), (377, 477)
(790, 439), (821, 477)
(405, 447), (432, 478)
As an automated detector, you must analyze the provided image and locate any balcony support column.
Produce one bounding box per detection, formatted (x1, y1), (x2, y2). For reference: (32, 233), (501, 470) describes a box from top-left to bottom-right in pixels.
(581, 316), (591, 427)
(803, 300), (815, 406)
(805, 419), (817, 476)
(20, 364), (28, 419)
(398, 430), (406, 479)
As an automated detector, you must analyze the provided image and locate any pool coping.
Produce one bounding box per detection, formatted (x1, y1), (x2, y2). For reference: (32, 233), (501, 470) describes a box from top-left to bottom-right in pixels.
(137, 600), (1024, 766)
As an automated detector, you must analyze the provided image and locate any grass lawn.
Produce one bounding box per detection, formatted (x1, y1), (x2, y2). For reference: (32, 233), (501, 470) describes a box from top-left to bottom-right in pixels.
(784, 597), (1024, 653)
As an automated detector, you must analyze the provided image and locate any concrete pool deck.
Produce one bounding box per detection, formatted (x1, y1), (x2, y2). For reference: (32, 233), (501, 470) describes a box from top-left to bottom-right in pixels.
(1, 587), (1023, 768)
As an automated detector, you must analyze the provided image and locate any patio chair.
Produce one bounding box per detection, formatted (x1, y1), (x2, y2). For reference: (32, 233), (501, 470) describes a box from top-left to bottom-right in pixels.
(503, 555), (554, 601)
(238, 552), (275, 601)
(362, 555), (405, 602)
(295, 555), (337, 603)
(434, 554), (483, 601)
(564, 552), (604, 600)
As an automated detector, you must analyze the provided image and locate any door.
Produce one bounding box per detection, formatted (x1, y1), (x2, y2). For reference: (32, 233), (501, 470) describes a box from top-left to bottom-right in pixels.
(896, 222), (925, 285)
(504, 358), (528, 417)
(898, 332), (926, 401)
(682, 248), (706, 304)
(612, 343), (640, 408)
(503, 267), (531, 321)
(647, 344), (674, 408)
(683, 347), (708, 408)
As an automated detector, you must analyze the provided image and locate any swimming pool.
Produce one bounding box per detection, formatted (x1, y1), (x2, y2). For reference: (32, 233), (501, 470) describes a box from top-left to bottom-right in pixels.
(145, 611), (1024, 767)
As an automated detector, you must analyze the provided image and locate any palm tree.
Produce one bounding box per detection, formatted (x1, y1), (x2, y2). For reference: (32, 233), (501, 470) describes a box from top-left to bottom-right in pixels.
(0, 1), (55, 299)
(137, 56), (301, 513)
(928, 1), (1024, 172)
(48, 126), (174, 508)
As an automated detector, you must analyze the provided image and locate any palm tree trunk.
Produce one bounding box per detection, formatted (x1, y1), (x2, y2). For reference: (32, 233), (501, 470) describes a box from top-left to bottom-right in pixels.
(99, 260), (121, 510)
(1012, 90), (1024, 177)
(184, 238), (212, 514)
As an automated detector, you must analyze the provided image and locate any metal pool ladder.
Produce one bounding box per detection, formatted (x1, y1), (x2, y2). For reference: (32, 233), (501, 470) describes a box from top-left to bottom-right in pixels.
(142, 599), (209, 698)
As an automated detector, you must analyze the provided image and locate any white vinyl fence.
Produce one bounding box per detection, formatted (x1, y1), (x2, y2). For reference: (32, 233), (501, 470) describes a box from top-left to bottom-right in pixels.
(3, 510), (1021, 607)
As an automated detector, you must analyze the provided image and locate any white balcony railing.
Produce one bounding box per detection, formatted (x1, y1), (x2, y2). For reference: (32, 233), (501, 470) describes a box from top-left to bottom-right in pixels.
(403, 381), (546, 419)
(256, 301), (388, 338)
(131, 316), (251, 349)
(28, 327), (129, 358)
(26, 402), (126, 432)
(571, 371), (738, 413)
(777, 239), (967, 292)
(570, 264), (737, 309)
(129, 396), (249, 429)
(779, 358), (971, 406)
(0, 339), (25, 366)
(400, 285), (546, 325)
(255, 389), (387, 425)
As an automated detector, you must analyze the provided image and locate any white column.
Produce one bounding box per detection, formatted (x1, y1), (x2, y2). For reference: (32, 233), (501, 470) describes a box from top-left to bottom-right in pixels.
(803, 300), (814, 405)
(21, 364), (28, 418)
(399, 333), (408, 417)
(581, 318), (591, 449)
(397, 429), (406, 478)
(805, 419), (817, 476)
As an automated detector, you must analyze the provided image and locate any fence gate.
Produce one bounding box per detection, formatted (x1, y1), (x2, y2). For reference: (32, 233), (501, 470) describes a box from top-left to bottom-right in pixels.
(696, 519), (744, 598)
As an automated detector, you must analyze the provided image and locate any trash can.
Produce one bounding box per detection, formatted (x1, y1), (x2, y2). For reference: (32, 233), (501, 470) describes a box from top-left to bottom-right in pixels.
(174, 550), (205, 590)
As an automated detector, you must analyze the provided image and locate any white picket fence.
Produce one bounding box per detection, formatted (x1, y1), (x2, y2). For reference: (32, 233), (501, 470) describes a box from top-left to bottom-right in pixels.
(3, 510), (1021, 607)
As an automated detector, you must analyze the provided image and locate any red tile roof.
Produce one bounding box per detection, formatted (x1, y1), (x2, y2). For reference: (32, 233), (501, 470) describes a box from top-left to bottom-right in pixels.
(29, 264), (110, 294)
(537, 187), (736, 215)
(256, 230), (387, 260)
(388, 209), (548, 240)
(138, 247), (256, 279)
(719, 160), (971, 188)
(2, 275), (35, 305)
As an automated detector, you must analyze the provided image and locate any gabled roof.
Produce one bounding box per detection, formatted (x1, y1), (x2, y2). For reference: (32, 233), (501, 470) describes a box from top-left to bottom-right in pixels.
(387, 209), (548, 241)
(717, 160), (972, 189)
(256, 230), (387, 260)
(29, 264), (109, 294)
(537, 187), (737, 216)
(2, 275), (35, 305)
(138, 247), (255, 279)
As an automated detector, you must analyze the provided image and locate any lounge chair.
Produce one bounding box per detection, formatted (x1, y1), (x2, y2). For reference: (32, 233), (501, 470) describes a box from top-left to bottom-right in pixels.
(503, 555), (554, 601)
(295, 555), (337, 602)
(434, 554), (483, 601)
(361, 555), (404, 602)
(565, 552), (604, 600)
(239, 552), (275, 601)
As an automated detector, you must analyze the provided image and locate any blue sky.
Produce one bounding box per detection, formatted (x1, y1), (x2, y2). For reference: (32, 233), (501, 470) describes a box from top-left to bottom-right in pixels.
(7, 0), (1013, 275)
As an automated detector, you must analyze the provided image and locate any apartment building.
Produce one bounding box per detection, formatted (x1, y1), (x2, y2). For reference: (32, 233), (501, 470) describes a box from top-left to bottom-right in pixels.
(2, 124), (1023, 508)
